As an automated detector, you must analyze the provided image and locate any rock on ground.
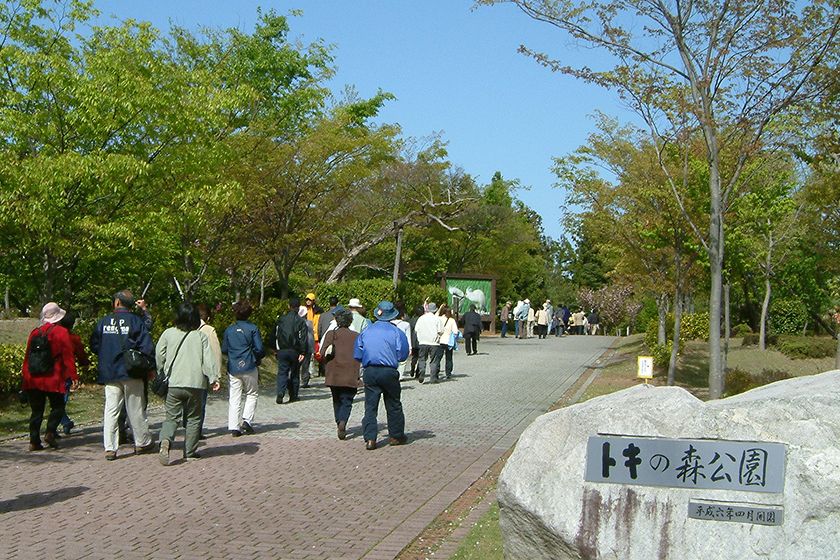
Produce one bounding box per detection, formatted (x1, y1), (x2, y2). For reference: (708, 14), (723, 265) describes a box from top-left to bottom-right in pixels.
(498, 370), (840, 560)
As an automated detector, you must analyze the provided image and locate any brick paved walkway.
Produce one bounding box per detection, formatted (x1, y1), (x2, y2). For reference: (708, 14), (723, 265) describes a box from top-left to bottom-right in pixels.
(0, 334), (613, 560)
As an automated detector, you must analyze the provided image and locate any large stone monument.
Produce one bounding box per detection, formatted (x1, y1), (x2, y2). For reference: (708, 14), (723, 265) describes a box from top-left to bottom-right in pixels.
(498, 370), (840, 559)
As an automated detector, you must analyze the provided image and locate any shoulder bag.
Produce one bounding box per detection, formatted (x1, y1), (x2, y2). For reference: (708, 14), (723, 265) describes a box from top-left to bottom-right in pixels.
(151, 331), (190, 397)
(120, 316), (155, 379)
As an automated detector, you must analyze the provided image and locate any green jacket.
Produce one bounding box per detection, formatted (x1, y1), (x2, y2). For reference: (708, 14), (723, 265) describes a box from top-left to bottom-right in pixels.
(156, 327), (219, 390)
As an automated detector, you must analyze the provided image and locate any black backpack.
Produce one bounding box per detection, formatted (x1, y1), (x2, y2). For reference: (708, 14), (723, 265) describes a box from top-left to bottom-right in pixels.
(27, 325), (54, 376)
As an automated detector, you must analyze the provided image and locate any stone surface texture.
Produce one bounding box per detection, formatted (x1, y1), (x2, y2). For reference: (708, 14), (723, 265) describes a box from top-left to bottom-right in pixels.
(499, 370), (840, 560)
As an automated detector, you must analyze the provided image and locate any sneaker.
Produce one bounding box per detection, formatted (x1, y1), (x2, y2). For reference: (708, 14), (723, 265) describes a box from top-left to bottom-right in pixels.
(63, 421), (75, 436)
(276, 395), (284, 404)
(159, 439), (170, 466)
(29, 442), (44, 452)
(185, 453), (201, 462)
(240, 421), (255, 435)
(105, 451), (117, 461)
(288, 396), (300, 403)
(388, 436), (407, 446)
(230, 430), (242, 437)
(337, 420), (347, 440)
(44, 432), (59, 449)
(134, 442), (156, 455)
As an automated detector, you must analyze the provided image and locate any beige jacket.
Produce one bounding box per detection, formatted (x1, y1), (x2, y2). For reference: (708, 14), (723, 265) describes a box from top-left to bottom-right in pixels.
(156, 327), (219, 390)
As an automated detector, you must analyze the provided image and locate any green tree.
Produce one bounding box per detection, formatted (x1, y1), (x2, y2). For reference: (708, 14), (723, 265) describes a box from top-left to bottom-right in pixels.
(486, 0), (839, 398)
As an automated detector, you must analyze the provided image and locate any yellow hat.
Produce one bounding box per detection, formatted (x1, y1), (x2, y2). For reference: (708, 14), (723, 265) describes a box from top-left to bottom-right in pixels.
(306, 292), (316, 301)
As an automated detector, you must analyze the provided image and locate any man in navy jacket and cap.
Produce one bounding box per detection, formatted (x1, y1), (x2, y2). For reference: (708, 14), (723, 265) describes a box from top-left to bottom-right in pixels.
(90, 289), (155, 460)
(353, 301), (409, 450)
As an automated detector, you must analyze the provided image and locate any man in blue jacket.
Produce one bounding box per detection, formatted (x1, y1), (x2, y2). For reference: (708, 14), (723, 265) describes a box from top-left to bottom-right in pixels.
(90, 290), (155, 460)
(354, 301), (409, 450)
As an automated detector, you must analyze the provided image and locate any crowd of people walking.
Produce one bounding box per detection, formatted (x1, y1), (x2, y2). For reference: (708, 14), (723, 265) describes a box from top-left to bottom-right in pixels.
(498, 300), (601, 339)
(19, 290), (478, 463)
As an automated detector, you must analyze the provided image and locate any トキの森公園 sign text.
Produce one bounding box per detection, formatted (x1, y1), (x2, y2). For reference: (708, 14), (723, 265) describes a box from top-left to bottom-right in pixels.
(584, 435), (786, 493)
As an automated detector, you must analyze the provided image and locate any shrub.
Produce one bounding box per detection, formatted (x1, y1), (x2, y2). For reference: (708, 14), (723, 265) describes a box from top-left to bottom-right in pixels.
(768, 298), (808, 335)
(644, 315), (674, 351)
(732, 322), (752, 336)
(742, 333), (778, 347)
(0, 344), (25, 393)
(774, 335), (836, 359)
(680, 311), (710, 341)
(650, 342), (673, 368)
(725, 368), (792, 397)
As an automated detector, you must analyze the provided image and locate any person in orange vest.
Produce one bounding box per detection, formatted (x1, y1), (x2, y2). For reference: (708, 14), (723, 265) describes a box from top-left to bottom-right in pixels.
(304, 292), (324, 378)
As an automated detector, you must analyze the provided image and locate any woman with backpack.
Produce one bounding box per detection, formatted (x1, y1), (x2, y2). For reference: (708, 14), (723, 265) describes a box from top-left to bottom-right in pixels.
(155, 302), (220, 466)
(21, 302), (78, 451)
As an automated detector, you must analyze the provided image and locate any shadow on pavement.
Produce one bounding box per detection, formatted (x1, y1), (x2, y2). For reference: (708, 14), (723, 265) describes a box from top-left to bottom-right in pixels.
(405, 429), (435, 443)
(0, 485), (89, 513)
(199, 441), (260, 458)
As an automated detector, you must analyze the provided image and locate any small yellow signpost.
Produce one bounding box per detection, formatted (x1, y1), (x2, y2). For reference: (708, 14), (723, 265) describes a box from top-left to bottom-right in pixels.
(637, 356), (654, 384)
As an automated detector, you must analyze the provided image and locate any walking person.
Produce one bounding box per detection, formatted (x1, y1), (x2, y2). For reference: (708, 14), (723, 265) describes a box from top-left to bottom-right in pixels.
(188, 304), (221, 440)
(391, 302), (413, 380)
(91, 290), (156, 460)
(431, 308), (458, 380)
(526, 300), (536, 338)
(353, 301), (409, 450)
(21, 303), (78, 451)
(299, 305), (315, 388)
(500, 301), (511, 338)
(348, 298), (370, 333)
(268, 297), (307, 404)
(408, 305), (423, 377)
(534, 304), (548, 339)
(321, 309), (361, 440)
(587, 309), (601, 335)
(414, 303), (442, 384)
(156, 303), (220, 465)
(57, 310), (90, 436)
(513, 300), (523, 338)
(223, 301), (265, 437)
(462, 305), (482, 355)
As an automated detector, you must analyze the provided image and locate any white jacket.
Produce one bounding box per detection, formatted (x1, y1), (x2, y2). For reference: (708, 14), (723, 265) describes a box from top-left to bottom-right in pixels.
(439, 317), (458, 345)
(415, 312), (442, 346)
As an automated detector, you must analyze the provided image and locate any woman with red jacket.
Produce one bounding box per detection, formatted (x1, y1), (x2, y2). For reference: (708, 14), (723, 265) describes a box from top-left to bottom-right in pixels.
(21, 302), (78, 451)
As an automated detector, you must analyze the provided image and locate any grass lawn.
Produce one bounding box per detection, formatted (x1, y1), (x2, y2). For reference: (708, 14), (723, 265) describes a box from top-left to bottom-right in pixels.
(451, 503), (502, 560)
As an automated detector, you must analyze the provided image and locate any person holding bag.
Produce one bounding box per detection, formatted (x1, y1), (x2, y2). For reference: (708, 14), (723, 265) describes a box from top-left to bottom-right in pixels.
(321, 309), (361, 440)
(431, 308), (458, 380)
(155, 302), (220, 466)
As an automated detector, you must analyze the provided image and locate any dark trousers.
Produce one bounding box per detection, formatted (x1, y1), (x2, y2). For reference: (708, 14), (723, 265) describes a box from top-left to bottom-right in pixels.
(430, 345), (453, 379)
(500, 321), (508, 338)
(330, 386), (357, 424)
(362, 366), (405, 442)
(300, 352), (312, 387)
(410, 348), (419, 375)
(537, 325), (547, 339)
(514, 320), (520, 338)
(60, 378), (73, 428)
(276, 349), (300, 400)
(27, 390), (65, 445)
(464, 332), (478, 355)
(417, 344), (436, 378)
(160, 387), (202, 458)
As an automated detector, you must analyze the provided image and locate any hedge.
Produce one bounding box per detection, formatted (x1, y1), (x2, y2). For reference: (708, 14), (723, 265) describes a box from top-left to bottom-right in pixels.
(0, 344), (25, 393)
(724, 368), (791, 397)
(774, 335), (836, 359)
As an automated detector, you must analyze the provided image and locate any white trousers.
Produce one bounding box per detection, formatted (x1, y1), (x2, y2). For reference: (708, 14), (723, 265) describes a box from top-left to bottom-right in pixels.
(104, 379), (151, 451)
(228, 370), (259, 430)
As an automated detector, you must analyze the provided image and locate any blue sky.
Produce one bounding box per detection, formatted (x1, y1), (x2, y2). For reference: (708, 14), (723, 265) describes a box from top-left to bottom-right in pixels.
(95, 1), (629, 240)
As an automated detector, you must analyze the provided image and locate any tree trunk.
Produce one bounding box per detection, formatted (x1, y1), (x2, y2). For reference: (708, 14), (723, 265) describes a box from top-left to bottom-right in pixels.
(759, 274), (771, 351)
(260, 268), (265, 307)
(836, 335), (840, 370)
(392, 226), (403, 290)
(707, 160), (725, 399)
(3, 285), (9, 319)
(667, 289), (682, 386)
(723, 282), (730, 374)
(657, 293), (669, 345)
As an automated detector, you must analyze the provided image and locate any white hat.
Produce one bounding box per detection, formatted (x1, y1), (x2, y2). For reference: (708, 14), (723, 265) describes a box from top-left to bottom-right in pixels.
(348, 298), (362, 308)
(40, 302), (66, 325)
(524, 298), (530, 304)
